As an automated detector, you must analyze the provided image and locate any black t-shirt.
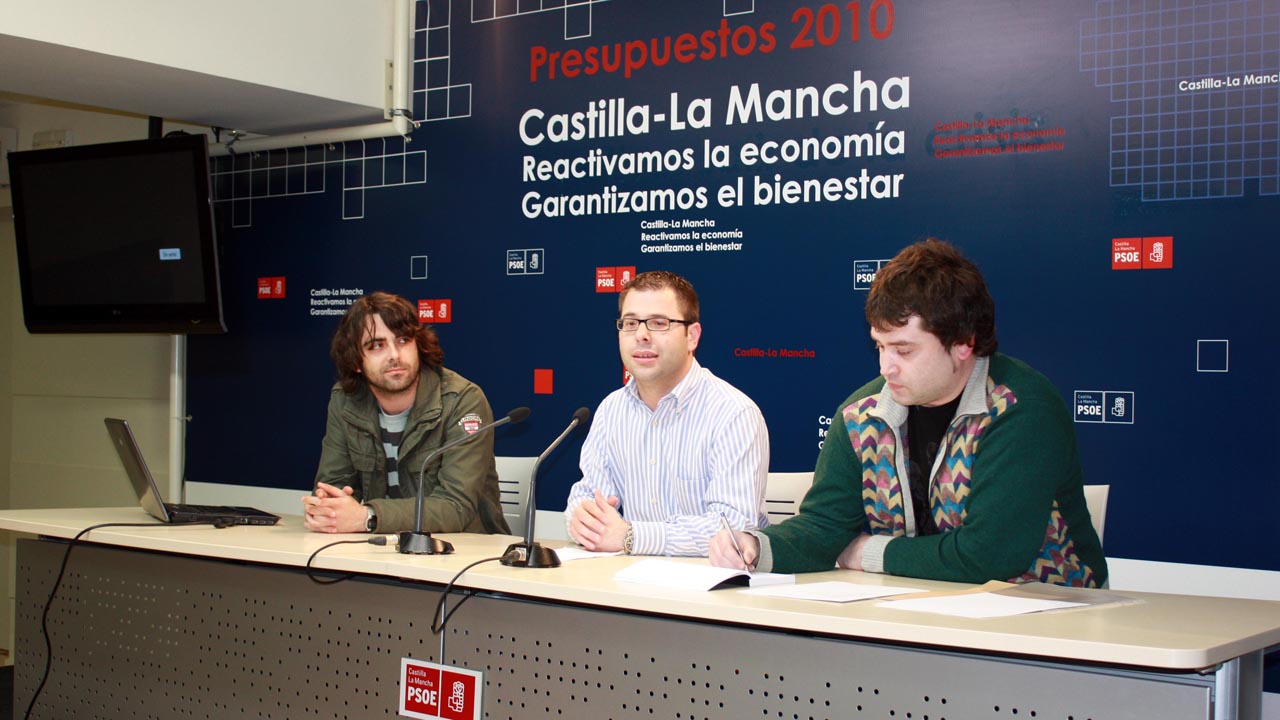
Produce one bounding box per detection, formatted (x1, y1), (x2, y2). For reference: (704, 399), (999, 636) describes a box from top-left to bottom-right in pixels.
(905, 395), (961, 536)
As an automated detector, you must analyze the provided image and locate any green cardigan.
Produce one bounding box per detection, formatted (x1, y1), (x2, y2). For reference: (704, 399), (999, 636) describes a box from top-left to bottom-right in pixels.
(757, 354), (1107, 587)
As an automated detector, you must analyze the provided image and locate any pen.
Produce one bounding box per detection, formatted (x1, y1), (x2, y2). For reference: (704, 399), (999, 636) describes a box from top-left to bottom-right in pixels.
(719, 513), (752, 576)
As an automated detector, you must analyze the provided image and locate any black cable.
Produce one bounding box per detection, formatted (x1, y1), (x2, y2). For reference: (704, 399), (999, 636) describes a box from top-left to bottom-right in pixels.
(430, 557), (501, 635)
(305, 536), (389, 585)
(309, 540), (498, 643)
(23, 520), (216, 720)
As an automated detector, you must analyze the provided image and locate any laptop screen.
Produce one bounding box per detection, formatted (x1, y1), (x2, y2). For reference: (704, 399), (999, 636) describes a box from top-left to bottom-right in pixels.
(105, 417), (173, 522)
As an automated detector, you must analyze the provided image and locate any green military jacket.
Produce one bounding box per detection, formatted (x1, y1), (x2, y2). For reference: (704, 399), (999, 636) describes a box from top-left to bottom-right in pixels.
(314, 367), (510, 535)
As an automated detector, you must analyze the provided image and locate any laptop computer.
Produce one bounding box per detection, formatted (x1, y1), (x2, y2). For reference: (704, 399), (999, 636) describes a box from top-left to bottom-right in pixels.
(105, 417), (280, 526)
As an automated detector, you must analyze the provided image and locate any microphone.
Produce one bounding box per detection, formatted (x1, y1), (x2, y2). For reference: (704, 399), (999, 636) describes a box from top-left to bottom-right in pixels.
(398, 406), (531, 555)
(501, 406), (590, 568)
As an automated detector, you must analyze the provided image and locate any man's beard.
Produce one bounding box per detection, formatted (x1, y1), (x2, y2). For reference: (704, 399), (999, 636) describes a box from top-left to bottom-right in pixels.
(367, 363), (417, 395)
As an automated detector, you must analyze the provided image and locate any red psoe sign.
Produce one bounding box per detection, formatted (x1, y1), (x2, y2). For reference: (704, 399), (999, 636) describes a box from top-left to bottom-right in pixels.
(257, 276), (286, 298)
(596, 266), (637, 293)
(417, 299), (453, 324)
(399, 658), (482, 720)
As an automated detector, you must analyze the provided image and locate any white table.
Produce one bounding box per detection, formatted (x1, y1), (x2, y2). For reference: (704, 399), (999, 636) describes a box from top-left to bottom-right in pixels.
(4, 507), (1276, 719)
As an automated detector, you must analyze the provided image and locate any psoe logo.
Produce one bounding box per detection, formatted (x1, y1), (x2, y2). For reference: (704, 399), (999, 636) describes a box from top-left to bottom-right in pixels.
(1112, 236), (1172, 270)
(1104, 391), (1135, 424)
(1142, 236), (1173, 269)
(417, 299), (453, 324)
(596, 266), (636, 293)
(1074, 390), (1135, 424)
(257, 276), (286, 299)
(1073, 391), (1105, 423)
(854, 259), (891, 290)
(447, 679), (467, 714)
(1111, 238), (1142, 270)
(507, 248), (545, 276)
(399, 658), (483, 720)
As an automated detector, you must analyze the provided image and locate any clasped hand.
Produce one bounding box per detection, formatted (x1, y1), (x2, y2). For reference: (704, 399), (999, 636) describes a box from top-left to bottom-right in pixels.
(568, 490), (630, 552)
(302, 482), (366, 533)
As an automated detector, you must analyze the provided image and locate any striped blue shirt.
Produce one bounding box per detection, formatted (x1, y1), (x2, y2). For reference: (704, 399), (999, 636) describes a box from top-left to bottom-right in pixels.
(564, 360), (770, 556)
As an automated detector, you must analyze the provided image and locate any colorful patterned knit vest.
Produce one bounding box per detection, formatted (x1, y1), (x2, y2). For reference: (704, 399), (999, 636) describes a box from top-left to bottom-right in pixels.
(844, 379), (1098, 588)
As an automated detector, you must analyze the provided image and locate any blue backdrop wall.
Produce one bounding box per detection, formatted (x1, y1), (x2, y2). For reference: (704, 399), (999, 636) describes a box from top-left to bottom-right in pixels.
(189, 0), (1280, 574)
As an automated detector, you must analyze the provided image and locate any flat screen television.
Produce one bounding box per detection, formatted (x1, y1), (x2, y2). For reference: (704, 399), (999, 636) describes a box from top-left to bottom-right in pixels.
(8, 133), (226, 334)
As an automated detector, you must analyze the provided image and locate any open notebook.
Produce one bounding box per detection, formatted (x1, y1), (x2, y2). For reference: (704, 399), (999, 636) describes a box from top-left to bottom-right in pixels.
(614, 559), (794, 591)
(106, 418), (279, 526)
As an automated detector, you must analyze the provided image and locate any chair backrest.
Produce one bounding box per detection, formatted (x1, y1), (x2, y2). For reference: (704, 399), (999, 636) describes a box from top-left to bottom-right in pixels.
(495, 456), (537, 537)
(1082, 484), (1110, 545)
(764, 472), (814, 526)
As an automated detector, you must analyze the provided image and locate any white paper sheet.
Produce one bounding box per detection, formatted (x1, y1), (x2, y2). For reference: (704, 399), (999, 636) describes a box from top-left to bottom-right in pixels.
(877, 592), (1085, 618)
(739, 581), (924, 603)
(614, 559), (794, 591)
(553, 547), (622, 562)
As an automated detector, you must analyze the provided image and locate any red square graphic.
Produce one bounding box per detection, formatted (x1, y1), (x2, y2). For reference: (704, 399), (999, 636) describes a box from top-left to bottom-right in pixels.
(418, 299), (453, 323)
(438, 669), (480, 720)
(1111, 238), (1142, 270)
(1142, 236), (1173, 269)
(257, 276), (286, 298)
(534, 368), (554, 395)
(596, 267), (618, 293)
(402, 663), (442, 716)
(616, 266), (636, 289)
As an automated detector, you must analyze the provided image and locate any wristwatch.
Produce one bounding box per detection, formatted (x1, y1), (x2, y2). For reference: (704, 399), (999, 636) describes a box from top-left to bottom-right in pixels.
(622, 524), (634, 555)
(364, 504), (377, 533)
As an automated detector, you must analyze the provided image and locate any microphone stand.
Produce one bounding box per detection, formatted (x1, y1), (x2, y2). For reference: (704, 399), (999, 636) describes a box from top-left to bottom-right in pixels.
(399, 407), (530, 555)
(502, 407), (589, 568)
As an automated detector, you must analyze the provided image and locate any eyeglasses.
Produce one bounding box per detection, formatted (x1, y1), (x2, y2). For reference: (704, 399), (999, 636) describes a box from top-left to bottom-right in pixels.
(615, 317), (690, 333)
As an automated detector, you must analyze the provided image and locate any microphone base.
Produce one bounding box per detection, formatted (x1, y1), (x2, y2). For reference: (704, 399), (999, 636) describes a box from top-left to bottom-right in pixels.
(500, 542), (561, 568)
(397, 531), (454, 555)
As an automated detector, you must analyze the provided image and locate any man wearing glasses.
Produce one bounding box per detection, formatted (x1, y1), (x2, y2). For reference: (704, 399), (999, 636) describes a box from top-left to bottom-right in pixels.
(565, 271), (770, 556)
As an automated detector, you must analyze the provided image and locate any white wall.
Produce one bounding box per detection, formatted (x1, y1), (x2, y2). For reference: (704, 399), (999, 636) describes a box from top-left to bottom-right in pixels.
(3, 0), (392, 111)
(0, 98), (206, 662)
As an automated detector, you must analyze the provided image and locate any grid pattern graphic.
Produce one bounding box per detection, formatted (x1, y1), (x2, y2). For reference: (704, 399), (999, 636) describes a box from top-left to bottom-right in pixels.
(211, 137), (426, 225)
(417, 0), (472, 122)
(415, 1), (613, 122)
(1080, 0), (1280, 201)
(211, 0), (611, 223)
(469, 0), (606, 35)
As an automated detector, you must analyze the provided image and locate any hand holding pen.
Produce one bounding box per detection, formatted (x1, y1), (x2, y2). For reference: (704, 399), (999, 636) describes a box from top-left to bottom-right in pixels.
(710, 513), (758, 573)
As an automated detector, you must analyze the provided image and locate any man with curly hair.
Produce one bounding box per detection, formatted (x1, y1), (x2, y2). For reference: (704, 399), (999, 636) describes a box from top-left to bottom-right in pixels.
(711, 240), (1107, 587)
(303, 292), (510, 535)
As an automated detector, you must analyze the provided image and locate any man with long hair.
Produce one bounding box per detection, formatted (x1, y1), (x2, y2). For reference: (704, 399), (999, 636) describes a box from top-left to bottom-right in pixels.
(711, 240), (1107, 587)
(303, 292), (510, 535)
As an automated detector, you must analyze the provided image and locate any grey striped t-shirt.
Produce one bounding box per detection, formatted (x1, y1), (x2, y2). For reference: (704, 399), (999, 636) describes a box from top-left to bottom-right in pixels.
(379, 407), (410, 498)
